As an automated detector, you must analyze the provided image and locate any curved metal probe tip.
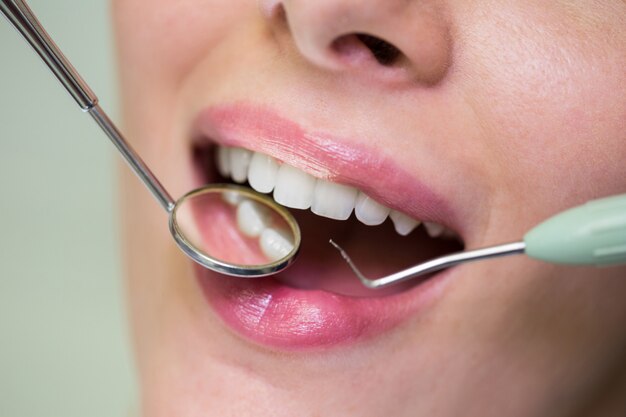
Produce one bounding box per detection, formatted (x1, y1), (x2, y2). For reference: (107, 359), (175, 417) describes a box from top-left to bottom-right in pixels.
(328, 239), (377, 288)
(329, 239), (527, 290)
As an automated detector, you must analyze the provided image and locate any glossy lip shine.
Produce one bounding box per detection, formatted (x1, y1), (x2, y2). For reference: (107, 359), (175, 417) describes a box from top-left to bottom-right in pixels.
(197, 265), (458, 350)
(191, 102), (465, 350)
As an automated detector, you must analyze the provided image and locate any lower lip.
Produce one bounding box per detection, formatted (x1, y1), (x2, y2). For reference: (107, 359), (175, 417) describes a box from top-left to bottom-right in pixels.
(195, 263), (457, 350)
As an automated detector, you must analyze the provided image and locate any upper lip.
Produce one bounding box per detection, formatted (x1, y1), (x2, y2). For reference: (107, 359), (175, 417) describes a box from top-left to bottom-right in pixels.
(191, 101), (469, 241)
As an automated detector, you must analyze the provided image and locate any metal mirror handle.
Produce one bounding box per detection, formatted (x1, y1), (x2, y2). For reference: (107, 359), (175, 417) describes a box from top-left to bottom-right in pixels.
(1, 0), (97, 110)
(1, 0), (175, 211)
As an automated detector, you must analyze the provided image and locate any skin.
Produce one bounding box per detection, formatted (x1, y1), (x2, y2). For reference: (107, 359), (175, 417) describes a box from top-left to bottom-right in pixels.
(111, 0), (626, 416)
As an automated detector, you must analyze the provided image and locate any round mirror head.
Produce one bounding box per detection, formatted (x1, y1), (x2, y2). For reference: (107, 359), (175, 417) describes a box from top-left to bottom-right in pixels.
(169, 184), (300, 277)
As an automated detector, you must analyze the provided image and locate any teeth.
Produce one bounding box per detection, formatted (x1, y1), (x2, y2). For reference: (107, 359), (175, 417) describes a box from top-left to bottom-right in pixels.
(236, 200), (271, 238)
(216, 146), (231, 177)
(389, 210), (420, 236)
(248, 152), (279, 193)
(441, 227), (460, 240)
(230, 196), (293, 262)
(260, 228), (295, 262)
(222, 190), (244, 206)
(311, 179), (358, 220)
(214, 145), (459, 240)
(229, 148), (253, 183)
(424, 222), (445, 238)
(355, 192), (390, 226)
(273, 164), (316, 209)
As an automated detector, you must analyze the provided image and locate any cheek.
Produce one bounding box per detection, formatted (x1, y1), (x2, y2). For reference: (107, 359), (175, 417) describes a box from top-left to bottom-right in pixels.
(112, 0), (248, 95)
(456, 3), (626, 205)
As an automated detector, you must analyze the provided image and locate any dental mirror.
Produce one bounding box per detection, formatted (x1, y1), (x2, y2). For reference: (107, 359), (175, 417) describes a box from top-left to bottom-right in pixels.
(171, 184), (300, 276)
(1, 0), (300, 277)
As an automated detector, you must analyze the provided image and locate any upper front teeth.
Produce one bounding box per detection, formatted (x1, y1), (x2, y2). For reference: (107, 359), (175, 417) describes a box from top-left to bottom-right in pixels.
(274, 164), (316, 209)
(312, 179), (358, 221)
(229, 148), (253, 183)
(216, 145), (456, 238)
(248, 152), (279, 193)
(355, 193), (390, 226)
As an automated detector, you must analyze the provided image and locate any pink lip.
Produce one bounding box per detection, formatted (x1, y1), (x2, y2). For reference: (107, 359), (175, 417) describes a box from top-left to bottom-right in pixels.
(190, 102), (465, 350)
(196, 265), (457, 350)
(192, 103), (463, 235)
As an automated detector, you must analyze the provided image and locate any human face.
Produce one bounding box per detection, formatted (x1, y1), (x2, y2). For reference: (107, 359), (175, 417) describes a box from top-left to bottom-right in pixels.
(112, 1), (626, 415)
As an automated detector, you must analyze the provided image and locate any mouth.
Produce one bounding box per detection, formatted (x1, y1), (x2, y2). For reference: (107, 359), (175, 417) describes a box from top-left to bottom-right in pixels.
(188, 102), (466, 350)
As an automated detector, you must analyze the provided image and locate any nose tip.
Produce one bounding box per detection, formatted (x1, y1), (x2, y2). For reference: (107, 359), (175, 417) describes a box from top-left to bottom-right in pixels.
(259, 0), (453, 85)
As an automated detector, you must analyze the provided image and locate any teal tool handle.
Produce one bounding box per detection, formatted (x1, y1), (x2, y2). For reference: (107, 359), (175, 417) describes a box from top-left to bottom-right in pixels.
(524, 194), (626, 266)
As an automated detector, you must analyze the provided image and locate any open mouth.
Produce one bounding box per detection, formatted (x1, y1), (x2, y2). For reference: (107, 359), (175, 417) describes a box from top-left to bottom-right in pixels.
(193, 143), (464, 296)
(188, 103), (465, 349)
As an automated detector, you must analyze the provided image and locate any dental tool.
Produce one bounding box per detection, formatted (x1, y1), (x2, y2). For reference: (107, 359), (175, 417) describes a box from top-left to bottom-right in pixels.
(331, 193), (626, 289)
(1, 0), (300, 277)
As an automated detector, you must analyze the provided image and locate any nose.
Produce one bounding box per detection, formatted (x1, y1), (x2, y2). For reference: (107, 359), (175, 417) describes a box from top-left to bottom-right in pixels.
(259, 0), (452, 84)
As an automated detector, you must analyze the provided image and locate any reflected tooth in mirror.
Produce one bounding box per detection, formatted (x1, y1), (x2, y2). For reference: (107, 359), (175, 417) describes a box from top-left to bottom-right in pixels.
(229, 148), (253, 183)
(236, 199), (271, 238)
(222, 190), (243, 206)
(260, 228), (294, 262)
(424, 222), (445, 238)
(248, 152), (279, 193)
(355, 192), (390, 225)
(311, 179), (358, 220)
(216, 146), (231, 177)
(273, 164), (316, 209)
(389, 210), (420, 236)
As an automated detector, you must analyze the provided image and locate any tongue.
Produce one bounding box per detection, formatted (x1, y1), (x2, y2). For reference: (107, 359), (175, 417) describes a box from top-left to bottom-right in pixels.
(275, 209), (462, 297)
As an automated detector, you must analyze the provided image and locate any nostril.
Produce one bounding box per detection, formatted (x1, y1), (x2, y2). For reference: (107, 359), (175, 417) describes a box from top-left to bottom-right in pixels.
(332, 33), (402, 67)
(355, 34), (401, 66)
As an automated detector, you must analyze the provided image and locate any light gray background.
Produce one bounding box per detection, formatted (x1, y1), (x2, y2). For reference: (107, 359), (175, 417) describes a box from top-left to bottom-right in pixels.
(0, 1), (137, 416)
